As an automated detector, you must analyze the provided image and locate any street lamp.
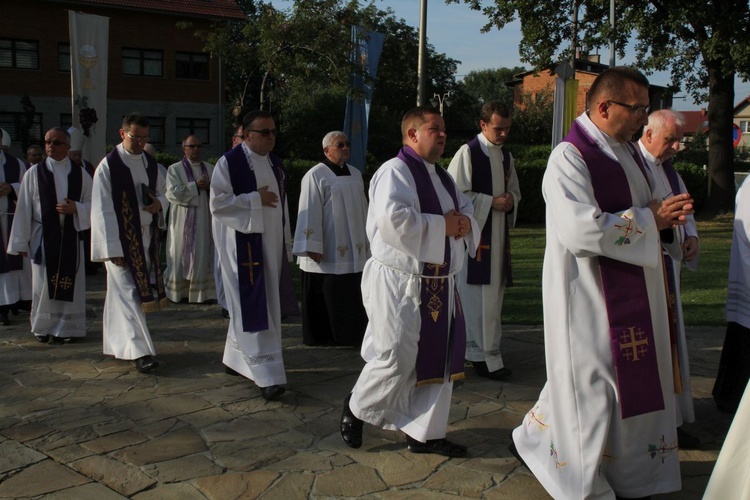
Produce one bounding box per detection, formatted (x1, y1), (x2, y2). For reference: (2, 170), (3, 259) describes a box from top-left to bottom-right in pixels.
(430, 91), (453, 115)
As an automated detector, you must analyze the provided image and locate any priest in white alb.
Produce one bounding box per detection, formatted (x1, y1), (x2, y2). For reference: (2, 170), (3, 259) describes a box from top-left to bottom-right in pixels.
(340, 107), (479, 457)
(91, 114), (168, 374)
(164, 134), (215, 303)
(210, 110), (295, 401)
(293, 131), (369, 347)
(511, 67), (694, 499)
(8, 127), (91, 343)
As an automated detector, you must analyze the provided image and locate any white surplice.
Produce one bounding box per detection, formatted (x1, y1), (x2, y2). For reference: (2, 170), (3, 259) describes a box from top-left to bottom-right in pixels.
(447, 133), (521, 371)
(639, 140), (699, 426)
(8, 158), (91, 337)
(513, 113), (680, 499)
(210, 143), (292, 388)
(726, 176), (750, 329)
(164, 159), (215, 303)
(292, 162), (369, 274)
(0, 151), (31, 306)
(91, 144), (168, 360)
(349, 156), (479, 442)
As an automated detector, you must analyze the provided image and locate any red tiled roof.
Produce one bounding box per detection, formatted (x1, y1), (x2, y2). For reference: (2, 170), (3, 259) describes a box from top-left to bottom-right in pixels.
(57, 0), (245, 20)
(734, 96), (750, 114)
(680, 110), (708, 135)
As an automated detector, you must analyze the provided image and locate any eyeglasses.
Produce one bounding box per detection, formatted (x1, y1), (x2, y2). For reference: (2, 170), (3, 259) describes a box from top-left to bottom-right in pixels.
(184, 144), (202, 149)
(607, 100), (651, 117)
(334, 141), (351, 148)
(249, 128), (277, 137)
(44, 139), (69, 147)
(124, 131), (149, 142)
(233, 134), (244, 139)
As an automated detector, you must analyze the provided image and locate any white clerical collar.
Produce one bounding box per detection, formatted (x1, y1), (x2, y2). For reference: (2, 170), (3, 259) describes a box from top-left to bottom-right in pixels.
(119, 143), (143, 160)
(187, 159), (203, 166)
(478, 132), (504, 150)
(47, 157), (68, 168)
(241, 142), (268, 160)
(422, 158), (436, 173)
(637, 140), (661, 166)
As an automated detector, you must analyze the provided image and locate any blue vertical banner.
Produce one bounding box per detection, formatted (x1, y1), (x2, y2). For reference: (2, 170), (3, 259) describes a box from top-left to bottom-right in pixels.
(344, 26), (385, 173)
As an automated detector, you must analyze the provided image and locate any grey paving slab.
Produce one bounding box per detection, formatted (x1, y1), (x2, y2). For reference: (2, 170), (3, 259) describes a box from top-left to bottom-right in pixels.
(0, 271), (733, 498)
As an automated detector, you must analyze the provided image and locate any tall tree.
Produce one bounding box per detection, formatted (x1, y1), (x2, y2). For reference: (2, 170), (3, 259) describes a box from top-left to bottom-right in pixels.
(449, 67), (525, 133)
(449, 0), (750, 212)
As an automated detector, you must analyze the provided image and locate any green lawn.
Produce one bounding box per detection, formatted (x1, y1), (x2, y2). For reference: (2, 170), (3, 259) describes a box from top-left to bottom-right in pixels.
(504, 219), (734, 326)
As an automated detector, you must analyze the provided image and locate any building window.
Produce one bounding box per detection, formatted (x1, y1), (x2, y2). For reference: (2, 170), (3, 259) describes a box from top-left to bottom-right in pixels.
(0, 112), (43, 143)
(176, 52), (209, 80)
(58, 44), (71, 72)
(741, 121), (750, 133)
(0, 39), (39, 70)
(176, 118), (210, 144)
(122, 48), (163, 77)
(61, 113), (73, 129)
(147, 117), (165, 145)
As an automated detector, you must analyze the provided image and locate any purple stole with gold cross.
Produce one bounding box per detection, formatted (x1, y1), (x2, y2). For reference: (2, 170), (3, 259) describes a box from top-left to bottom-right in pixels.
(0, 153), (23, 274)
(224, 145), (289, 332)
(107, 149), (167, 313)
(564, 120), (665, 418)
(397, 146), (466, 386)
(36, 159), (82, 302)
(466, 137), (513, 286)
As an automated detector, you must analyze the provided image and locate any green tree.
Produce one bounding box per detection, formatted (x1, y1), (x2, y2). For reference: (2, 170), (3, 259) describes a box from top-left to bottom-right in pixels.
(449, 66), (525, 134)
(448, 0), (750, 213)
(513, 88), (554, 145)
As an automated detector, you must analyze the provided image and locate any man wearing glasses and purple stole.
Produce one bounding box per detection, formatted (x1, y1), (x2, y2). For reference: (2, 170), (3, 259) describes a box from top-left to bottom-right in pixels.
(339, 107), (479, 458)
(510, 67), (694, 498)
(210, 110), (296, 402)
(91, 113), (168, 374)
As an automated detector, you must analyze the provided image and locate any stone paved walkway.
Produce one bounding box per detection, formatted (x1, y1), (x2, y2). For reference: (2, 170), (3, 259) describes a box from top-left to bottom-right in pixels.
(0, 271), (734, 498)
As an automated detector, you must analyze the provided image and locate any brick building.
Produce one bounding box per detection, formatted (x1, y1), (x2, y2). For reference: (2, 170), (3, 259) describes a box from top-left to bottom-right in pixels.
(1, 0), (244, 160)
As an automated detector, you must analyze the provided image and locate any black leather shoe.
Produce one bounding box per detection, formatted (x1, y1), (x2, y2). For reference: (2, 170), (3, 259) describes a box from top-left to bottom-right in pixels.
(221, 308), (230, 319)
(677, 427), (700, 449)
(224, 366), (240, 376)
(508, 434), (528, 469)
(474, 362), (512, 380)
(0, 313), (9, 326)
(260, 385), (285, 400)
(17, 300), (31, 312)
(9, 304), (18, 315)
(135, 355), (159, 373)
(406, 436), (467, 458)
(48, 336), (65, 345)
(340, 393), (363, 448)
(34, 334), (49, 343)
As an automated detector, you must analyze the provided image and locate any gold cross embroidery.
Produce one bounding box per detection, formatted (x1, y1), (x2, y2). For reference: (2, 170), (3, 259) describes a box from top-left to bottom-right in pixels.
(51, 273), (73, 290)
(304, 228), (314, 240)
(240, 242), (261, 285)
(356, 243), (364, 255)
(619, 326), (649, 361)
(337, 245), (349, 258)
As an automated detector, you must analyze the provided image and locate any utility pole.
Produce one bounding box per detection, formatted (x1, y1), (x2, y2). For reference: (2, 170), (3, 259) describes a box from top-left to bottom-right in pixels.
(609, 0), (616, 67)
(417, 0), (427, 106)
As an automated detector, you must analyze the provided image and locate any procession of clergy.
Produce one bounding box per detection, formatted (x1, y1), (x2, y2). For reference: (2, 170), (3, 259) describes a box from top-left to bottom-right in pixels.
(3, 65), (750, 498)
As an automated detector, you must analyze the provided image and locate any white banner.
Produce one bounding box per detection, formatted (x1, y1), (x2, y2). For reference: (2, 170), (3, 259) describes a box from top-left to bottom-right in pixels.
(69, 11), (109, 165)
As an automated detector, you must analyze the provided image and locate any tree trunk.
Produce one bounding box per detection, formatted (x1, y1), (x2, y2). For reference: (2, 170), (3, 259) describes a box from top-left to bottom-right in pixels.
(705, 62), (735, 214)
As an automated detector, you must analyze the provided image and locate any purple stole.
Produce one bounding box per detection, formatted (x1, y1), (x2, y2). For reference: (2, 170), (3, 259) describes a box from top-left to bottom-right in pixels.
(466, 137), (513, 286)
(396, 146), (466, 386)
(0, 153), (22, 274)
(36, 160), (82, 302)
(225, 145), (296, 332)
(107, 149), (167, 312)
(565, 120), (664, 418)
(180, 157), (210, 280)
(83, 159), (95, 179)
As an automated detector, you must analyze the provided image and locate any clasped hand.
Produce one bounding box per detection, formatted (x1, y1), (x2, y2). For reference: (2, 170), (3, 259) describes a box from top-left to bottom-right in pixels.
(444, 209), (471, 239)
(649, 193), (694, 231)
(144, 193), (162, 214)
(258, 186), (278, 207)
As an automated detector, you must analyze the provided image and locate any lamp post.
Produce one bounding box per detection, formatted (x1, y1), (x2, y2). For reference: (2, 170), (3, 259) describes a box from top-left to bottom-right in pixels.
(430, 91), (452, 116)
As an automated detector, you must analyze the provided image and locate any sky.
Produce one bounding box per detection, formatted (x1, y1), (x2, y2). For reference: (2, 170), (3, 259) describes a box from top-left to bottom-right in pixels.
(271, 0), (750, 111)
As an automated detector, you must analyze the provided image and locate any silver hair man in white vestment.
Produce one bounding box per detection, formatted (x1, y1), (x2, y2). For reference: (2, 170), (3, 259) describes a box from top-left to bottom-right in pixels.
(9, 127), (92, 343)
(0, 128), (32, 326)
(340, 107), (479, 458)
(448, 100), (521, 380)
(164, 135), (215, 303)
(511, 67), (694, 499)
(638, 109), (700, 448)
(210, 110), (293, 402)
(91, 114), (168, 374)
(292, 131), (369, 347)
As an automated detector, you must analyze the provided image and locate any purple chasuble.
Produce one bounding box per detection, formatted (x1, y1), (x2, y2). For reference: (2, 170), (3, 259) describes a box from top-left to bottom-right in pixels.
(564, 120), (664, 419)
(36, 160), (82, 302)
(396, 146), (466, 385)
(0, 153), (23, 274)
(106, 149), (167, 312)
(465, 137), (513, 286)
(179, 157), (210, 280)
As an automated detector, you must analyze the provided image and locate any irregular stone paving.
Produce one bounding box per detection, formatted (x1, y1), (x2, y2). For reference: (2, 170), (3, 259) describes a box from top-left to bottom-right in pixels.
(0, 272), (733, 498)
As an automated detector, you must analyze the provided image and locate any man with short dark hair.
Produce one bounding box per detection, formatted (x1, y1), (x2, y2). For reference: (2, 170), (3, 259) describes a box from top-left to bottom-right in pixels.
(340, 106), (479, 457)
(164, 135), (215, 303)
(9, 127), (92, 343)
(90, 113), (168, 373)
(26, 145), (42, 168)
(511, 67), (694, 498)
(448, 101), (521, 380)
(210, 110), (296, 400)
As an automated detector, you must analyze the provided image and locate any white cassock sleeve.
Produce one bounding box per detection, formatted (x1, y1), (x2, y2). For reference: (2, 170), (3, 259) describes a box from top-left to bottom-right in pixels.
(90, 160), (123, 261)
(166, 161), (200, 208)
(209, 156), (263, 235)
(506, 155), (522, 229)
(73, 167), (93, 232)
(292, 167), (324, 256)
(6, 168), (34, 255)
(447, 145), (493, 233)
